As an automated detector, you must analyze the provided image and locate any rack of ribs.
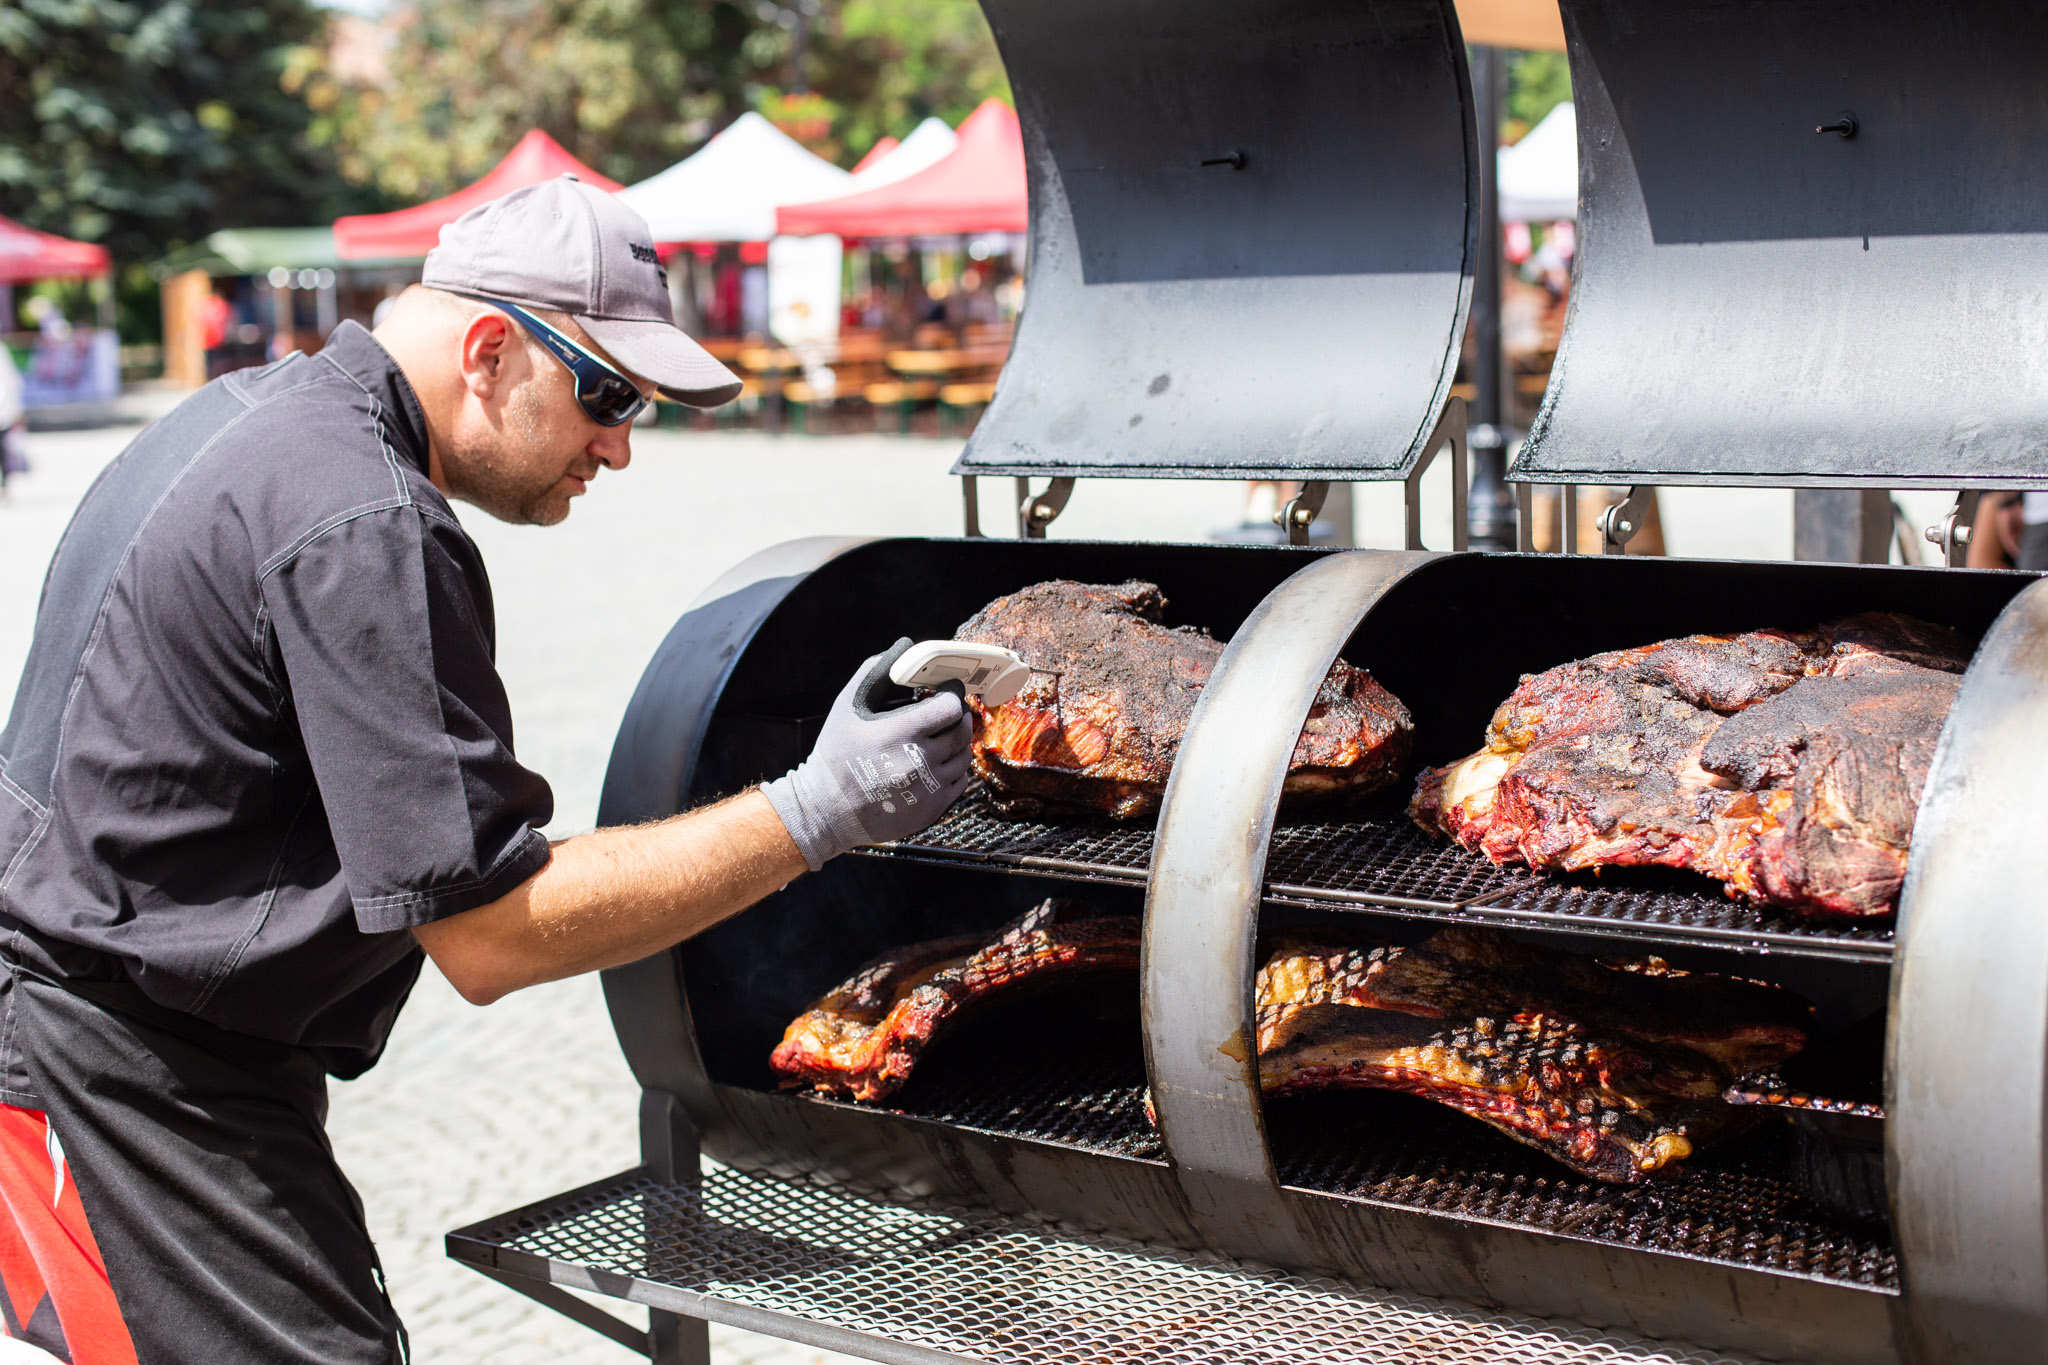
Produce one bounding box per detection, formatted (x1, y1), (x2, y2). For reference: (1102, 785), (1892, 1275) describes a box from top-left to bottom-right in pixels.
(955, 579), (1412, 819)
(770, 898), (1141, 1102)
(1409, 613), (1971, 917)
(1256, 927), (1811, 1182)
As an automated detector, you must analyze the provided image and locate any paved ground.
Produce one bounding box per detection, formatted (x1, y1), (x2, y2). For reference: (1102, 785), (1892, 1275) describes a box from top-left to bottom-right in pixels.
(0, 390), (1958, 1362)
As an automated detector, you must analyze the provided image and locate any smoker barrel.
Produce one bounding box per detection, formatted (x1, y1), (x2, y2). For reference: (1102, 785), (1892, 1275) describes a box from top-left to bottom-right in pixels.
(587, 538), (2035, 1364)
(1514, 0), (2048, 488)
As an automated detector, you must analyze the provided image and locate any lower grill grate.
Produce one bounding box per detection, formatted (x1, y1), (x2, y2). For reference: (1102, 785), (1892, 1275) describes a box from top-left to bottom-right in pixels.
(855, 786), (1894, 962)
(453, 1163), (1766, 1365)
(832, 1008), (1163, 1160)
(780, 1069), (1895, 1290)
(1267, 1093), (1896, 1290)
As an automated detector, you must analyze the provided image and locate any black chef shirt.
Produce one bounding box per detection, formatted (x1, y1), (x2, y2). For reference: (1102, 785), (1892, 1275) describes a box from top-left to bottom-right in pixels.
(0, 322), (553, 1093)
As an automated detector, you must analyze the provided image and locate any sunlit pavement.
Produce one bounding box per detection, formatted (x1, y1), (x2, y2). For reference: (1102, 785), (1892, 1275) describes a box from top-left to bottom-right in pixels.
(0, 390), (1956, 1360)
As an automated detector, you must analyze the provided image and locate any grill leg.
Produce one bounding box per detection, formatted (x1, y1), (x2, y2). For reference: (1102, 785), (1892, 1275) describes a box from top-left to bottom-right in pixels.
(650, 1310), (711, 1365)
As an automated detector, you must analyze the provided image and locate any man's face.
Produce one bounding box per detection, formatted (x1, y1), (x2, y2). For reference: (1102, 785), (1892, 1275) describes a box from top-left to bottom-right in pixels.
(446, 313), (654, 527)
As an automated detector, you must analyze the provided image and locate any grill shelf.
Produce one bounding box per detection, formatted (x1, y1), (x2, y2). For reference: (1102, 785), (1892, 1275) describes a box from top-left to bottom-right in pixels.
(451, 1162), (1767, 1365)
(774, 1069), (1893, 1292)
(809, 1008), (1165, 1161)
(1269, 1093), (1896, 1291)
(855, 787), (1894, 964)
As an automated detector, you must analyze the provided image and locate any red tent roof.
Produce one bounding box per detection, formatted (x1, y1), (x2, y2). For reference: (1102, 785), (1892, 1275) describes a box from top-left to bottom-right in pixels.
(333, 130), (623, 261)
(849, 135), (899, 175)
(0, 216), (111, 284)
(776, 100), (1025, 238)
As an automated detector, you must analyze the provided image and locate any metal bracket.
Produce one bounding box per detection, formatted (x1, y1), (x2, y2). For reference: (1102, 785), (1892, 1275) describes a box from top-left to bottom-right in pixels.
(1403, 396), (1469, 551)
(1016, 476), (1076, 538)
(1515, 483), (1535, 552)
(1923, 491), (1983, 567)
(1276, 481), (1331, 546)
(467, 1263), (656, 1356)
(961, 475), (982, 537)
(1598, 485), (1654, 555)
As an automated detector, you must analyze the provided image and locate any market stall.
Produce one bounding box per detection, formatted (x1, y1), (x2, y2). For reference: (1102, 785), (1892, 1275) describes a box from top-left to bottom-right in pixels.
(0, 215), (117, 411)
(331, 130), (622, 261)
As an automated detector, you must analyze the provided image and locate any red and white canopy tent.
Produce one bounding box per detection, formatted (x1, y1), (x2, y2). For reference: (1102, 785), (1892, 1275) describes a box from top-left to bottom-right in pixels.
(332, 130), (623, 261)
(0, 216), (111, 284)
(775, 99), (1026, 238)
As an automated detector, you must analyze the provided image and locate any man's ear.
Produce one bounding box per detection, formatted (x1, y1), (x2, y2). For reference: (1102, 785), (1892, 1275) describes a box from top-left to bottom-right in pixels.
(457, 310), (518, 401)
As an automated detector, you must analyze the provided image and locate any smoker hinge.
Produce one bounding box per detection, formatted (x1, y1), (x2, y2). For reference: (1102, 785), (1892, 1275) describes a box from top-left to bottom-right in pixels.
(1923, 490), (1983, 567)
(1277, 481), (1330, 546)
(1599, 485), (1654, 555)
(1403, 396), (1469, 551)
(1017, 476), (1076, 538)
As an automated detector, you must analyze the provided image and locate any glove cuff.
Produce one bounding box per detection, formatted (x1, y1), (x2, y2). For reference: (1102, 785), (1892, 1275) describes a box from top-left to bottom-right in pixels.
(761, 773), (834, 871)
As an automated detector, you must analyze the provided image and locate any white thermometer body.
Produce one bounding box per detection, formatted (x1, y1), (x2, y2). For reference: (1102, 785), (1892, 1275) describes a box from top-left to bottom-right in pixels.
(888, 641), (1033, 706)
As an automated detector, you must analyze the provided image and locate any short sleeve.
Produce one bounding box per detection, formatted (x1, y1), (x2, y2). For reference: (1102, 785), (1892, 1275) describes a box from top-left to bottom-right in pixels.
(261, 505), (553, 932)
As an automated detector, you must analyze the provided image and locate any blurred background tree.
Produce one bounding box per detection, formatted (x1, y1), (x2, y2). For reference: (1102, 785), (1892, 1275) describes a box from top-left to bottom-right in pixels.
(0, 0), (374, 334)
(1503, 48), (1571, 141)
(299, 0), (1010, 200)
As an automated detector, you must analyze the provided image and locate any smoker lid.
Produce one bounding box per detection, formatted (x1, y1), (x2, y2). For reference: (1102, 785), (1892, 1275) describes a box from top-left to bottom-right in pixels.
(953, 0), (1476, 482)
(1514, 0), (2048, 488)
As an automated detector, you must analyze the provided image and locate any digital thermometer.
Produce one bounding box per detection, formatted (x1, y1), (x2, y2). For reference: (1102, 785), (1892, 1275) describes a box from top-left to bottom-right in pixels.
(887, 640), (1033, 706)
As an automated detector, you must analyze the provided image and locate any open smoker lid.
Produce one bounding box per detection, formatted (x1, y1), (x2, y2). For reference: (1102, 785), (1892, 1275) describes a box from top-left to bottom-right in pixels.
(1515, 0), (2048, 489)
(954, 0), (1476, 482)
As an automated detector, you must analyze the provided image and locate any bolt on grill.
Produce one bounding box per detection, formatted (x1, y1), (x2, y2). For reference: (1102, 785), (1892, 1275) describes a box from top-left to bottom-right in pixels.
(855, 786), (1894, 963)
(451, 1163), (1768, 1365)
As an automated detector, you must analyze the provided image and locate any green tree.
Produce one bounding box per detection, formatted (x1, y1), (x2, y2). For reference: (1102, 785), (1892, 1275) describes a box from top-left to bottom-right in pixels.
(804, 0), (1009, 158)
(310, 0), (1010, 198)
(1504, 49), (1572, 140)
(0, 0), (366, 264)
(310, 0), (781, 201)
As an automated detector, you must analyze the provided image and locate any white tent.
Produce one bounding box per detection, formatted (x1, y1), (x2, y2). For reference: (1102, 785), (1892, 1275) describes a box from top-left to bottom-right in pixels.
(619, 112), (855, 242)
(1498, 101), (1577, 223)
(847, 116), (958, 190)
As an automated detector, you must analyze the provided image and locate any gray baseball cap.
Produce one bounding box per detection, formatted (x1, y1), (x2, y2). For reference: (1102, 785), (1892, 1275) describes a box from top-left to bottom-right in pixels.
(422, 175), (742, 408)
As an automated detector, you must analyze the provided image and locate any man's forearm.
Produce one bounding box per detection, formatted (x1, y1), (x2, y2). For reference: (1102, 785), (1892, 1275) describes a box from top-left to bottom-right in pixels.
(414, 789), (806, 1005)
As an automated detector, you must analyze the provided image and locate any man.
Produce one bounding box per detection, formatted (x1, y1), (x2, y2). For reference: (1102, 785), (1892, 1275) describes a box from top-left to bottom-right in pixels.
(0, 177), (970, 1362)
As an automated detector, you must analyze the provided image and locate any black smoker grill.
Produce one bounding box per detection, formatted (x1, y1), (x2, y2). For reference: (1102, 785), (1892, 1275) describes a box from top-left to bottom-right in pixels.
(447, 2), (2048, 1362)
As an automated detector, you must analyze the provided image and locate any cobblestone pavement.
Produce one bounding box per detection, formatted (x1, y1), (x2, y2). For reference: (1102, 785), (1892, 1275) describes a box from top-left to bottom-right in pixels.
(0, 392), (1956, 1362)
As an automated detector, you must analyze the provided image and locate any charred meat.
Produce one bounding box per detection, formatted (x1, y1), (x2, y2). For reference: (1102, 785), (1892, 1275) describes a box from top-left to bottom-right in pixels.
(1410, 614), (1969, 917)
(1257, 927), (1811, 1182)
(956, 580), (1412, 819)
(770, 898), (1140, 1102)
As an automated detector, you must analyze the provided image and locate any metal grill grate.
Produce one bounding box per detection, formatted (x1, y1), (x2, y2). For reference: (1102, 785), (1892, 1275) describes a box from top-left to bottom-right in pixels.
(771, 1059), (1891, 1290)
(821, 1012), (1164, 1160)
(1268, 1095), (1897, 1290)
(854, 787), (1893, 962)
(452, 1163), (1766, 1365)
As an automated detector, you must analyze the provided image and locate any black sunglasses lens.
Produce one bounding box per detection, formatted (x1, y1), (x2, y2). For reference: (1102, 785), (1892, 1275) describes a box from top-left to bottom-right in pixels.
(581, 374), (644, 426)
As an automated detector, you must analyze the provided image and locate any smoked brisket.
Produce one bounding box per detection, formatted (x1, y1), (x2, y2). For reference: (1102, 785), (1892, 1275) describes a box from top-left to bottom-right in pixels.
(956, 579), (1412, 819)
(1410, 614), (1970, 918)
(769, 898), (1141, 1102)
(1257, 927), (1811, 1182)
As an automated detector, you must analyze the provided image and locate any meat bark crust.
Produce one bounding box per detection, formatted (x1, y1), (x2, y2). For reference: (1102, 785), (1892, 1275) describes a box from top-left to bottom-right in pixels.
(956, 579), (1413, 819)
(1256, 927), (1811, 1182)
(1409, 613), (1970, 918)
(769, 899), (1140, 1102)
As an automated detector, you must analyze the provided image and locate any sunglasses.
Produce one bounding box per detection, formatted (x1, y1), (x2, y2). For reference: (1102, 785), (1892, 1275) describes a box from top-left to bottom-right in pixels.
(481, 298), (650, 427)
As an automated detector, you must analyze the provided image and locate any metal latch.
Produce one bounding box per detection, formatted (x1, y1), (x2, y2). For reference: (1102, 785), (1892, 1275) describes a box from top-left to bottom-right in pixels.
(1923, 491), (1983, 567)
(1017, 477), (1076, 538)
(1599, 486), (1654, 555)
(1276, 481), (1330, 546)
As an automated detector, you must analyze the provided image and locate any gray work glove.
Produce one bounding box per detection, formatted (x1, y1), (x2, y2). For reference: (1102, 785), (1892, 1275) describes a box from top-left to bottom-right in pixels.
(763, 639), (975, 870)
